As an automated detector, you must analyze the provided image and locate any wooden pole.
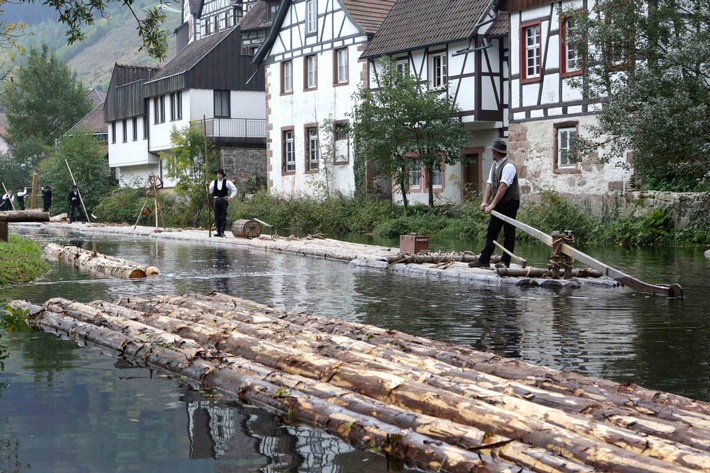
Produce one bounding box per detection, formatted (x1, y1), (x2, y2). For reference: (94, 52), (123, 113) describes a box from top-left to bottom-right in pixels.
(203, 115), (211, 238)
(2, 182), (16, 210)
(65, 159), (91, 224)
(492, 240), (527, 267)
(133, 196), (150, 230)
(31, 172), (38, 209)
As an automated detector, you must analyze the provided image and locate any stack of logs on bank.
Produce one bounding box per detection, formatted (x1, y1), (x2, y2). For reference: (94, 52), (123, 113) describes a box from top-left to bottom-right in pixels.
(11, 293), (710, 473)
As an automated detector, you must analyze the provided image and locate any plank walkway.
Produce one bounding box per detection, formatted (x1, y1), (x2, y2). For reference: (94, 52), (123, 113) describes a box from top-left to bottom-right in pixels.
(10, 292), (710, 473)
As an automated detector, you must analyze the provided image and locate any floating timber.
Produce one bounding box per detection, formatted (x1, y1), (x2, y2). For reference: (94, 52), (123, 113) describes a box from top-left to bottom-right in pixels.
(43, 243), (160, 278)
(0, 209), (49, 242)
(10, 292), (710, 473)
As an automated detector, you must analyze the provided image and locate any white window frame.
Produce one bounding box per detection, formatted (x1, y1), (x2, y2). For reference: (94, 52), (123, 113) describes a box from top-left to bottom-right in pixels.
(336, 48), (348, 84)
(431, 167), (443, 187)
(305, 0), (317, 35)
(561, 16), (582, 75)
(306, 55), (317, 89)
(282, 60), (293, 93)
(430, 53), (447, 89)
(409, 162), (421, 188)
(284, 130), (295, 173)
(307, 127), (319, 171)
(523, 23), (541, 80)
(557, 126), (577, 169)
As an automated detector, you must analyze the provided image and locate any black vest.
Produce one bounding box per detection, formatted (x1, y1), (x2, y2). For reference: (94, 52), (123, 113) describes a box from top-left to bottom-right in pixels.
(492, 158), (520, 203)
(212, 179), (229, 197)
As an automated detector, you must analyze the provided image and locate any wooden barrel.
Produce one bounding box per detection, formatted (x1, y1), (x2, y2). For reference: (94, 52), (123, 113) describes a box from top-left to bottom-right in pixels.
(232, 219), (261, 238)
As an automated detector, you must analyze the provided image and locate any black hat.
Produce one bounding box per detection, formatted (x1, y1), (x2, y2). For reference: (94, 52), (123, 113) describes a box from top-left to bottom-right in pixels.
(489, 140), (508, 155)
(72, 185), (78, 188)
(215, 168), (226, 176)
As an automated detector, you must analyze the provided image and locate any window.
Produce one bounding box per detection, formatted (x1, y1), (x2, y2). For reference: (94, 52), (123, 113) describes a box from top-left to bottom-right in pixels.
(305, 55), (317, 89)
(122, 119), (127, 142)
(267, 2), (278, 20)
(214, 90), (230, 118)
(214, 15), (219, 33)
(111, 122), (116, 143)
(335, 48), (348, 84)
(409, 162), (421, 188)
(521, 22), (541, 81)
(430, 53), (447, 89)
(154, 96), (165, 124)
(306, 127), (319, 172)
(334, 122), (349, 164)
(431, 167), (443, 187)
(282, 60), (293, 94)
(204, 18), (211, 36)
(170, 92), (183, 121)
(143, 114), (149, 139)
(283, 129), (295, 173)
(396, 60), (408, 75)
(305, 0), (317, 35)
(561, 16), (582, 76)
(159, 96), (165, 123)
(132, 117), (138, 141)
(553, 122), (580, 172)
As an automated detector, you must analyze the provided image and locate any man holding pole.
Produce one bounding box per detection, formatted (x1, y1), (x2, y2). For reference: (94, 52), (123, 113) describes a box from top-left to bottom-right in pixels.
(68, 185), (86, 223)
(208, 168), (237, 237)
(1, 187), (14, 211)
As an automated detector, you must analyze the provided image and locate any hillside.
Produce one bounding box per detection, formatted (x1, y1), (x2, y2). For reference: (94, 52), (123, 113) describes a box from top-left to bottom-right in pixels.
(4, 1), (182, 90)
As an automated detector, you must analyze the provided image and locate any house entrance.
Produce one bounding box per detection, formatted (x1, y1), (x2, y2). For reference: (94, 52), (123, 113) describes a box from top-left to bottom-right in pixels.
(461, 148), (482, 200)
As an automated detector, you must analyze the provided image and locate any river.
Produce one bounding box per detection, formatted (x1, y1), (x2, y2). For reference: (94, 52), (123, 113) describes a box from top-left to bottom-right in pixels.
(1, 224), (709, 472)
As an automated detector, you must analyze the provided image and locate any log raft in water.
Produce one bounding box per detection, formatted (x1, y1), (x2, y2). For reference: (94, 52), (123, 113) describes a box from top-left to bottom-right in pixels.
(9, 293), (710, 473)
(43, 243), (160, 278)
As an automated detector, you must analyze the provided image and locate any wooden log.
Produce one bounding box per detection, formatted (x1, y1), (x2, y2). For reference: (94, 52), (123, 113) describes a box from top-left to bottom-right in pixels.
(39, 298), (709, 473)
(386, 253), (479, 264)
(0, 209), (50, 222)
(110, 295), (710, 454)
(496, 267), (604, 278)
(174, 293), (710, 427)
(12, 300), (524, 473)
(43, 243), (160, 278)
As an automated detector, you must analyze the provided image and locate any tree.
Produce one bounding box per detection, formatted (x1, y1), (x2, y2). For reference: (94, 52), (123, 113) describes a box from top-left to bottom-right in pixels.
(565, 0), (710, 190)
(2, 44), (92, 170)
(351, 56), (468, 209)
(39, 127), (113, 214)
(0, 2), (25, 83)
(159, 123), (220, 227)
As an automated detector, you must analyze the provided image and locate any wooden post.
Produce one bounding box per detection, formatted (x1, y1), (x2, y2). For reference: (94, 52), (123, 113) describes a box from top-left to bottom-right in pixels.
(203, 115), (211, 238)
(31, 172), (39, 209)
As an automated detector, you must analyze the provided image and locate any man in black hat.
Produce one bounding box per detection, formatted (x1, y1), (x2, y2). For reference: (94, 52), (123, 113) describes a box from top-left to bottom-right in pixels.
(68, 185), (86, 223)
(469, 140), (520, 268)
(16, 186), (27, 210)
(208, 168), (237, 237)
(42, 185), (52, 213)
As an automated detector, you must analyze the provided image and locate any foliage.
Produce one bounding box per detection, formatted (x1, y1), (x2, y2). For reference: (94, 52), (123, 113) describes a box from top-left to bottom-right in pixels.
(565, 0), (710, 190)
(1, 44), (92, 168)
(0, 301), (31, 333)
(94, 186), (151, 224)
(0, 151), (29, 190)
(160, 123), (220, 228)
(0, 234), (50, 287)
(39, 127), (114, 215)
(0, 0), (25, 82)
(518, 190), (599, 244)
(350, 56), (469, 209)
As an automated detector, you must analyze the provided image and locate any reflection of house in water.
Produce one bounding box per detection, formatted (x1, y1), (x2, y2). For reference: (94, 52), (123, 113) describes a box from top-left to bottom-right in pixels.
(184, 391), (358, 471)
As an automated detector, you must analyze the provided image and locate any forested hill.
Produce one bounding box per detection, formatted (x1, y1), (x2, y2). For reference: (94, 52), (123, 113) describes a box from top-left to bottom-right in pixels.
(4, 0), (182, 90)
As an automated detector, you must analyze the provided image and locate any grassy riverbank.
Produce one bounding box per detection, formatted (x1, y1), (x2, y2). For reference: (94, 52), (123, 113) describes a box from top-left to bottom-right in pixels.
(94, 189), (710, 247)
(0, 234), (50, 287)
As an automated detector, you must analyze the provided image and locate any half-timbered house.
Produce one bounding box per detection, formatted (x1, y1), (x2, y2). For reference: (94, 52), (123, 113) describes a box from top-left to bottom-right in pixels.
(253, 0), (396, 198)
(502, 0), (630, 196)
(361, 0), (509, 206)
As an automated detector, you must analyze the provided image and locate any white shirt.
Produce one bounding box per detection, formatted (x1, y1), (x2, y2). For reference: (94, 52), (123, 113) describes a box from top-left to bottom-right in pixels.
(486, 157), (517, 187)
(2, 193), (14, 202)
(209, 178), (237, 199)
(17, 188), (27, 197)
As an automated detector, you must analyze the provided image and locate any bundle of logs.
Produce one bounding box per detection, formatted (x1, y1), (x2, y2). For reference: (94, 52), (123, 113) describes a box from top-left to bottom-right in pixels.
(10, 293), (710, 473)
(44, 243), (160, 278)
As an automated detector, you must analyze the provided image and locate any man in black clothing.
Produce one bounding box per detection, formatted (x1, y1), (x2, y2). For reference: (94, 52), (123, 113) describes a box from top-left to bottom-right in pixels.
(207, 168), (237, 237)
(16, 187), (27, 210)
(42, 186), (52, 213)
(68, 185), (85, 223)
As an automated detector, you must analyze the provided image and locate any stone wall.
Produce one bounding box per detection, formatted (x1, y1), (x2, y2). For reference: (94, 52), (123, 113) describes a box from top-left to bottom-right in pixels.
(622, 191), (709, 229)
(219, 147), (267, 192)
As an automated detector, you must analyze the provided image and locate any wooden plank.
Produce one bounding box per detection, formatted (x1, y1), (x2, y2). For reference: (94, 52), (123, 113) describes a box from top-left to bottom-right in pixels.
(490, 210), (683, 298)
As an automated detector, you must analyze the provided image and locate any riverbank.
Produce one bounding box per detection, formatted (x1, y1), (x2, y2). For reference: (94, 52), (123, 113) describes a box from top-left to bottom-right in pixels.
(0, 234), (49, 287)
(18, 221), (623, 292)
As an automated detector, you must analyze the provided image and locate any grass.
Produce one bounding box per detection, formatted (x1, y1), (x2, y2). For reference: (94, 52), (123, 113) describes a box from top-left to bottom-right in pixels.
(0, 234), (50, 287)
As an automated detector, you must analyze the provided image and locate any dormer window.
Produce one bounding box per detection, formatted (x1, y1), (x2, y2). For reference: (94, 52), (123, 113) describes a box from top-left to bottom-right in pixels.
(430, 53), (447, 89)
(267, 2), (278, 21)
(305, 0), (317, 35)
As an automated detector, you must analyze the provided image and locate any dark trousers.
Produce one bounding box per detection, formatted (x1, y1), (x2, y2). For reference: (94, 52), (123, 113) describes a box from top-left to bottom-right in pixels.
(213, 197), (229, 235)
(479, 199), (520, 266)
(69, 205), (85, 223)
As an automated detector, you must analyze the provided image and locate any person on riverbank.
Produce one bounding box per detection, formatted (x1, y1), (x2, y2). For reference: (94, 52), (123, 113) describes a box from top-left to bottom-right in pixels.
(16, 187), (27, 210)
(42, 185), (52, 213)
(68, 185), (86, 223)
(1, 188), (14, 211)
(469, 140), (520, 269)
(208, 168), (237, 237)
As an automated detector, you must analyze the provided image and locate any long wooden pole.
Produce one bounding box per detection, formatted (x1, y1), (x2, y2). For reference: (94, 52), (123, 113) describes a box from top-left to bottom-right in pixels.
(203, 115), (211, 238)
(31, 172), (38, 209)
(490, 210), (683, 297)
(65, 160), (91, 224)
(1, 182), (16, 210)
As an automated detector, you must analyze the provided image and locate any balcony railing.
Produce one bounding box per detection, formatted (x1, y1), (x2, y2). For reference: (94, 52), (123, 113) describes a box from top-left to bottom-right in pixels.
(201, 118), (266, 139)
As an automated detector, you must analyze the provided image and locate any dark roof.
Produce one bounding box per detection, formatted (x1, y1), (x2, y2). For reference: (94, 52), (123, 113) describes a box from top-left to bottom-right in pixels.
(488, 11), (508, 36)
(240, 0), (272, 31)
(253, 0), (395, 64)
(111, 64), (160, 87)
(67, 103), (107, 135)
(104, 64), (160, 121)
(361, 0), (492, 58)
(87, 89), (107, 107)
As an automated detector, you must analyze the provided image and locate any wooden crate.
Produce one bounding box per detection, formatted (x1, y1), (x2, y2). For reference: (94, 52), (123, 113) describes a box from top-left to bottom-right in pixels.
(400, 234), (428, 254)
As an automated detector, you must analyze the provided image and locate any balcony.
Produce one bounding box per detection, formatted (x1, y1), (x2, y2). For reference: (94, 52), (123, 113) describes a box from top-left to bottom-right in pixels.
(201, 118), (266, 143)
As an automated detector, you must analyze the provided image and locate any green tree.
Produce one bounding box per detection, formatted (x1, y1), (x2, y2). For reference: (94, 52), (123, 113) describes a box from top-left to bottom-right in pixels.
(351, 56), (468, 209)
(2, 44), (92, 170)
(39, 127), (112, 215)
(565, 0), (710, 190)
(159, 123), (220, 227)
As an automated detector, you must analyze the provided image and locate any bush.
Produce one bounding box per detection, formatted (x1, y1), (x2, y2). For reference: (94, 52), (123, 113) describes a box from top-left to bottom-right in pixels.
(0, 234), (50, 287)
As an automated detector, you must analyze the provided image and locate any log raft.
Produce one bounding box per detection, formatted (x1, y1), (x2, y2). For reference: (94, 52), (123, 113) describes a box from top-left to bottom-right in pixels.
(10, 292), (710, 473)
(43, 243), (160, 278)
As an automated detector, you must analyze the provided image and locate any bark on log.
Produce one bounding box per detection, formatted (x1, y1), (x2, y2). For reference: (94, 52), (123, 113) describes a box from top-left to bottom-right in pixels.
(495, 267), (603, 278)
(108, 295), (710, 454)
(0, 210), (50, 222)
(40, 297), (710, 473)
(43, 243), (160, 278)
(12, 300), (524, 473)
(166, 292), (710, 421)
